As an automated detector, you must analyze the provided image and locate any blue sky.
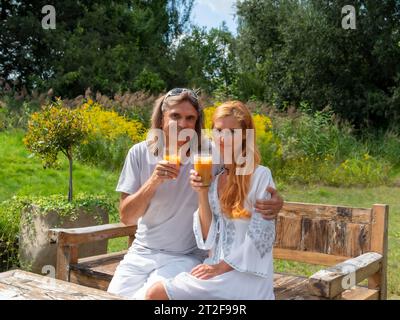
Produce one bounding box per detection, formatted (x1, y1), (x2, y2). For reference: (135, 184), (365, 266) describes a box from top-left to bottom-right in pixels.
(191, 0), (238, 34)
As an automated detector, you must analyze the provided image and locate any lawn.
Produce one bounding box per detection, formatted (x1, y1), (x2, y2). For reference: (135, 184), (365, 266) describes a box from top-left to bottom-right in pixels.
(1, 129), (399, 299)
(0, 130), (120, 203)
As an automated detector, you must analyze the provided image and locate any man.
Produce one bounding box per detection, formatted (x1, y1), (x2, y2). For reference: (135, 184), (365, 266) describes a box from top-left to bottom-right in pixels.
(107, 88), (283, 299)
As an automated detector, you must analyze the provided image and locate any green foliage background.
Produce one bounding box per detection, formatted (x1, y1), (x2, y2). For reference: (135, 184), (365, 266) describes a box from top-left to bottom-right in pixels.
(1, 0), (399, 129)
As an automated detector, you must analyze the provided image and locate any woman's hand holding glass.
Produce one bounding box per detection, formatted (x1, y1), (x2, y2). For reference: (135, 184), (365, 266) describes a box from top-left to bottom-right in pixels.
(189, 169), (209, 194)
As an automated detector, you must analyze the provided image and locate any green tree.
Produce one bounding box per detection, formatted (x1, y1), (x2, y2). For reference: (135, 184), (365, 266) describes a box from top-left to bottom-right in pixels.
(24, 100), (87, 201)
(172, 24), (238, 97)
(236, 0), (400, 129)
(0, 0), (194, 97)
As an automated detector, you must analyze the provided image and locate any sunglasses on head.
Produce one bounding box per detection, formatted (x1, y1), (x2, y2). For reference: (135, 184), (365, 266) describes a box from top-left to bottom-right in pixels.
(163, 88), (199, 103)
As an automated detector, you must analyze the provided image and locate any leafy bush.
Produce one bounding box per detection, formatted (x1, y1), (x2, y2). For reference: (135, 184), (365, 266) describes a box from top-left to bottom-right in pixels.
(77, 134), (135, 172)
(272, 107), (360, 161)
(364, 131), (400, 168)
(0, 99), (42, 131)
(277, 155), (391, 187)
(0, 198), (22, 271)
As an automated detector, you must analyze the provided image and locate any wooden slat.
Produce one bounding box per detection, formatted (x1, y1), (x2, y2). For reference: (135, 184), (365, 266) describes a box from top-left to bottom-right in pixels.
(76, 250), (127, 265)
(274, 215), (302, 250)
(308, 252), (382, 298)
(273, 248), (347, 266)
(281, 202), (372, 224)
(300, 218), (330, 253)
(274, 273), (377, 300)
(69, 271), (112, 291)
(274, 273), (325, 300)
(49, 223), (137, 246)
(69, 251), (126, 290)
(326, 221), (347, 256)
(345, 223), (371, 257)
(368, 204), (389, 299)
(352, 208), (372, 224)
(341, 287), (379, 300)
(281, 217), (371, 257)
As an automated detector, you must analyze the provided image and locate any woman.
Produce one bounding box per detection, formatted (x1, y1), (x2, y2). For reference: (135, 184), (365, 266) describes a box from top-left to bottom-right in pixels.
(145, 101), (276, 300)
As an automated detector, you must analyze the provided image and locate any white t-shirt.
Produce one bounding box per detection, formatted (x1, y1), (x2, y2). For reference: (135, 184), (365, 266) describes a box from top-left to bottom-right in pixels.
(116, 141), (222, 255)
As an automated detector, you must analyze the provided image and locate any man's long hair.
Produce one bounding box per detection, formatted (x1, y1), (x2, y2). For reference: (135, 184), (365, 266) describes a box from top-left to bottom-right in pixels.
(147, 91), (204, 156)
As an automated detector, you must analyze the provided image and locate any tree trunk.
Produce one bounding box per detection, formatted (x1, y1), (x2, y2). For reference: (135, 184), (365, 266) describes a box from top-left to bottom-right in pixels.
(68, 155), (73, 202)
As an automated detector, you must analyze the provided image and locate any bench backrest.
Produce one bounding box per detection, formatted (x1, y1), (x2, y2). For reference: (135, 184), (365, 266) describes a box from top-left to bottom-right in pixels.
(273, 202), (389, 266)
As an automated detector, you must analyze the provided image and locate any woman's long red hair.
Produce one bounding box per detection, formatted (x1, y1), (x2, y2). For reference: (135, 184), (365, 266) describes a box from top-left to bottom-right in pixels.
(213, 101), (260, 219)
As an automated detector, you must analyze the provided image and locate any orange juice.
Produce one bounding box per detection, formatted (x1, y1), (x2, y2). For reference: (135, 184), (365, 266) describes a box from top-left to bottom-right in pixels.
(194, 155), (213, 186)
(164, 154), (181, 167)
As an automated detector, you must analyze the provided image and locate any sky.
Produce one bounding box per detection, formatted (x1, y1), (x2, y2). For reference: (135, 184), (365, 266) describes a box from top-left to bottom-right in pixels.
(191, 0), (238, 34)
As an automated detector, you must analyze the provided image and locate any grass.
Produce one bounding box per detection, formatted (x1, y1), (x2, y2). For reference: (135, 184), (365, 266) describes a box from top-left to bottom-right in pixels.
(0, 129), (127, 256)
(0, 130), (120, 203)
(1, 129), (399, 299)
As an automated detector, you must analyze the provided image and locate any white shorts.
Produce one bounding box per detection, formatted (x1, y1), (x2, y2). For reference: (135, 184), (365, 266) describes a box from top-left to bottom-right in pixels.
(107, 250), (202, 299)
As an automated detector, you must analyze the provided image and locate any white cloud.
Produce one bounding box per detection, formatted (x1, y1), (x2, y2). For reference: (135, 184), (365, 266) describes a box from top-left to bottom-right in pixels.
(192, 0), (237, 33)
(196, 0), (236, 15)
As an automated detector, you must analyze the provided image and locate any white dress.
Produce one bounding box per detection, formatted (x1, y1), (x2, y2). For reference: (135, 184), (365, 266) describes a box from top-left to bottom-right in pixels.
(163, 165), (276, 300)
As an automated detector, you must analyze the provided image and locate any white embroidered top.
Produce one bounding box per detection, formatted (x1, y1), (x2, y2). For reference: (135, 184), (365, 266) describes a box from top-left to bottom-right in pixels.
(193, 165), (276, 278)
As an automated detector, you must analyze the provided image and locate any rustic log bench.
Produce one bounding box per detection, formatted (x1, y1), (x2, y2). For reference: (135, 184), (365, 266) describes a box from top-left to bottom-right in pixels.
(48, 201), (389, 300)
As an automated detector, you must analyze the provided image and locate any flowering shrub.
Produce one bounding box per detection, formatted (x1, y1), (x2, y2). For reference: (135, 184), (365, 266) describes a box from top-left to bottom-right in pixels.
(203, 105), (216, 131)
(76, 100), (147, 171)
(252, 113), (283, 169)
(79, 100), (146, 143)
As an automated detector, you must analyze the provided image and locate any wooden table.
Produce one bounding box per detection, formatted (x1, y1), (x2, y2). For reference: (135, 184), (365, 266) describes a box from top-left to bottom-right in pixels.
(0, 269), (125, 300)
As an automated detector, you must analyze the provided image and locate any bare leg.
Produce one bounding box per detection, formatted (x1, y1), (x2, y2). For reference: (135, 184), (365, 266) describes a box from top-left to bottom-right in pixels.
(145, 281), (170, 300)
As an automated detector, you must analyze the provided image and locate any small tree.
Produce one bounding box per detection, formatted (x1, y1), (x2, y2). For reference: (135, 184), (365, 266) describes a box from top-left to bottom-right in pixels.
(24, 99), (87, 202)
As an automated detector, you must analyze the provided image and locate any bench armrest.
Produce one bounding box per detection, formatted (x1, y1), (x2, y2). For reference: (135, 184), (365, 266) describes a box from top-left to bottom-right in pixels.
(49, 223), (136, 282)
(49, 223), (137, 246)
(308, 252), (383, 299)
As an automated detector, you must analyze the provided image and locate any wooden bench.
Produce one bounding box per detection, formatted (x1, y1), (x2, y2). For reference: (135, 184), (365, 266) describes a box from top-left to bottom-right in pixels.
(0, 269), (124, 300)
(48, 202), (389, 300)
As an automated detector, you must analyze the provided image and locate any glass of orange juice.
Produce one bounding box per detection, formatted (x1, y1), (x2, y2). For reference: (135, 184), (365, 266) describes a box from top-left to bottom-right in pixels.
(163, 152), (181, 167)
(194, 154), (213, 186)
